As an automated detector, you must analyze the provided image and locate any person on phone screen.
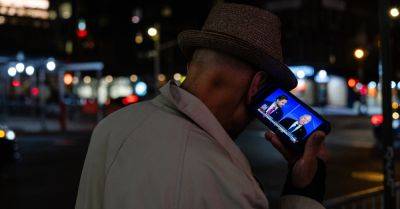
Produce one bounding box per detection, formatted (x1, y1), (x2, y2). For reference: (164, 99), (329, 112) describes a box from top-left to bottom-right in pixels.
(280, 114), (312, 140)
(260, 95), (288, 121)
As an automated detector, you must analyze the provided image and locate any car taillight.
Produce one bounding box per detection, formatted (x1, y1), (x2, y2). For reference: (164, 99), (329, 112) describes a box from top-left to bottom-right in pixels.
(371, 114), (384, 126)
(122, 95), (139, 105)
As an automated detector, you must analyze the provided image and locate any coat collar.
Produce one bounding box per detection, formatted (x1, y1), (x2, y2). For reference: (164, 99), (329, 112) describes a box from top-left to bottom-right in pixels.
(157, 80), (256, 181)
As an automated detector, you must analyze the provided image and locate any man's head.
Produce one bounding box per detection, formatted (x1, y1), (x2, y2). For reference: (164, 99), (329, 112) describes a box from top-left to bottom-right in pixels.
(178, 4), (298, 139)
(275, 95), (288, 108)
(181, 49), (268, 139)
(298, 114), (312, 125)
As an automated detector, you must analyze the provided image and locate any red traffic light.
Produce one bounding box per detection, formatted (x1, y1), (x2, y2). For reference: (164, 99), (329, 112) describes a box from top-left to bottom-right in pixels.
(31, 87), (40, 96)
(12, 80), (21, 87)
(76, 29), (88, 39)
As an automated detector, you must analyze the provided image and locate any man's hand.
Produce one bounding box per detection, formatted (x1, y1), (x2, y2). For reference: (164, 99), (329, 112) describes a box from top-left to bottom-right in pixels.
(265, 131), (328, 188)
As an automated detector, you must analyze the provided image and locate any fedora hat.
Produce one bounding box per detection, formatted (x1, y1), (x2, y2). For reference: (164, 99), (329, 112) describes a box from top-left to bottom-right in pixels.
(178, 3), (297, 90)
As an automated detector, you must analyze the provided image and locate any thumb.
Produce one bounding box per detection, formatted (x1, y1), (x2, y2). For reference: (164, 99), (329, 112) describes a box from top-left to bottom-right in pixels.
(303, 131), (325, 162)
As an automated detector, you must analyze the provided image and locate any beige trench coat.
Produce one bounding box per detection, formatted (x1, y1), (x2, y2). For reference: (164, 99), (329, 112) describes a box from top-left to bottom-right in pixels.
(75, 81), (325, 209)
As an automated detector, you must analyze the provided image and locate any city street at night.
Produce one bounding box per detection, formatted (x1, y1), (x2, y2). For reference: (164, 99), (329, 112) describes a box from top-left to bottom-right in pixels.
(1, 0), (400, 208)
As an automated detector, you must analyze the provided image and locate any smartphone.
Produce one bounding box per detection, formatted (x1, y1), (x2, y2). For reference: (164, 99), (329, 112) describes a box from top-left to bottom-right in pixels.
(251, 85), (331, 153)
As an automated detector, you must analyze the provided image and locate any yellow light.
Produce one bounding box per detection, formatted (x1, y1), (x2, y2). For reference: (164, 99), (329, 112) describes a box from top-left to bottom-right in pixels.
(105, 75), (113, 83)
(393, 112), (400, 120)
(134, 33), (143, 44)
(64, 73), (73, 85)
(351, 171), (383, 182)
(389, 7), (400, 18)
(393, 102), (399, 109)
(173, 73), (182, 81)
(130, 74), (138, 82)
(179, 76), (186, 83)
(0, 16), (5, 25)
(83, 76), (91, 84)
(0, 130), (5, 138)
(354, 48), (365, 59)
(158, 74), (166, 82)
(147, 27), (158, 37)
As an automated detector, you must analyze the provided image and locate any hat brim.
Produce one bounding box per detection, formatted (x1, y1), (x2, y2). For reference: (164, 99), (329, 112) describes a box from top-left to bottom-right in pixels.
(178, 30), (298, 90)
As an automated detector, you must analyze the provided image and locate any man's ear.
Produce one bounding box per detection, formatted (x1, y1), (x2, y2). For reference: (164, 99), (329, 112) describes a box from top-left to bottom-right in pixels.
(246, 71), (266, 104)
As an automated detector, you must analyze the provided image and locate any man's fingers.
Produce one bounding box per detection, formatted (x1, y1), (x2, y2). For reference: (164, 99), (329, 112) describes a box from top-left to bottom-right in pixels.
(265, 131), (293, 162)
(317, 143), (329, 162)
(303, 131), (326, 161)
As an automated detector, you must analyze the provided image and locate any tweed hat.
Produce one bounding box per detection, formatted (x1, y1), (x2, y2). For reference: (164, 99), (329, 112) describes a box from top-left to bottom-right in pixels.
(178, 3), (297, 90)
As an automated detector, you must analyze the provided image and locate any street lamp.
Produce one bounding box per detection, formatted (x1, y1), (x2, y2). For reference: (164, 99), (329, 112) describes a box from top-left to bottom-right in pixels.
(25, 66), (35, 76)
(46, 60), (56, 71)
(7, 67), (17, 77)
(135, 81), (147, 96)
(389, 7), (399, 18)
(134, 32), (143, 44)
(148, 24), (161, 87)
(147, 27), (158, 37)
(173, 73), (182, 81)
(354, 48), (365, 60)
(16, 62), (25, 73)
(130, 74), (138, 82)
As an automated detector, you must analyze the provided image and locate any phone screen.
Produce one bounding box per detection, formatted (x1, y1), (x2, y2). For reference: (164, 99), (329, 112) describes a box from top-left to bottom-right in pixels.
(253, 88), (329, 150)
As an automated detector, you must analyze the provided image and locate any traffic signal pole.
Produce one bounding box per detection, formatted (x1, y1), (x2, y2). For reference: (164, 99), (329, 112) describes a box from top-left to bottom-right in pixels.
(378, 0), (395, 208)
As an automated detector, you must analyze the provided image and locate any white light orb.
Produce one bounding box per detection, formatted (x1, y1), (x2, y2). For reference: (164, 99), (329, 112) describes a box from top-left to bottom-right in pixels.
(389, 7), (400, 18)
(8, 67), (17, 77)
(296, 70), (305, 79)
(368, 81), (377, 89)
(6, 130), (15, 140)
(173, 73), (182, 81)
(16, 63), (25, 73)
(135, 81), (147, 96)
(147, 27), (158, 37)
(25, 66), (35, 76)
(46, 60), (56, 71)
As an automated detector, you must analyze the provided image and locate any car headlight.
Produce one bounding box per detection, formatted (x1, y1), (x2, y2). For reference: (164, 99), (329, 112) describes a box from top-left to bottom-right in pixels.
(6, 130), (15, 141)
(0, 130), (5, 138)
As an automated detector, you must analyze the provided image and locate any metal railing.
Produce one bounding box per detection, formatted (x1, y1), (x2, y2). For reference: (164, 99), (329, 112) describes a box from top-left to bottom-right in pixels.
(324, 182), (400, 209)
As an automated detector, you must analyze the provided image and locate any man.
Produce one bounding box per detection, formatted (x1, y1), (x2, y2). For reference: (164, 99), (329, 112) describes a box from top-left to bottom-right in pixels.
(260, 95), (288, 121)
(75, 3), (328, 209)
(280, 114), (312, 141)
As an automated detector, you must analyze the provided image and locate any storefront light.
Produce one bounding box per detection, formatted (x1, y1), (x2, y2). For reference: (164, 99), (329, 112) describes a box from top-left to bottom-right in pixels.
(368, 81), (377, 89)
(8, 67), (17, 77)
(289, 65), (314, 77)
(356, 82), (363, 90)
(135, 81), (147, 96)
(393, 112), (400, 120)
(6, 130), (15, 140)
(296, 70), (305, 79)
(315, 70), (329, 83)
(26, 66), (35, 76)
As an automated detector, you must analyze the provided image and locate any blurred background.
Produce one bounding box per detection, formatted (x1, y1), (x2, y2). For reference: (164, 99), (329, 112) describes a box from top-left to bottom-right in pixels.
(0, 0), (399, 208)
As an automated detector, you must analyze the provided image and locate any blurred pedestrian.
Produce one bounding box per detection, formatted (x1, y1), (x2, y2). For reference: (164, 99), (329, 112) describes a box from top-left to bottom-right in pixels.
(75, 3), (328, 209)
